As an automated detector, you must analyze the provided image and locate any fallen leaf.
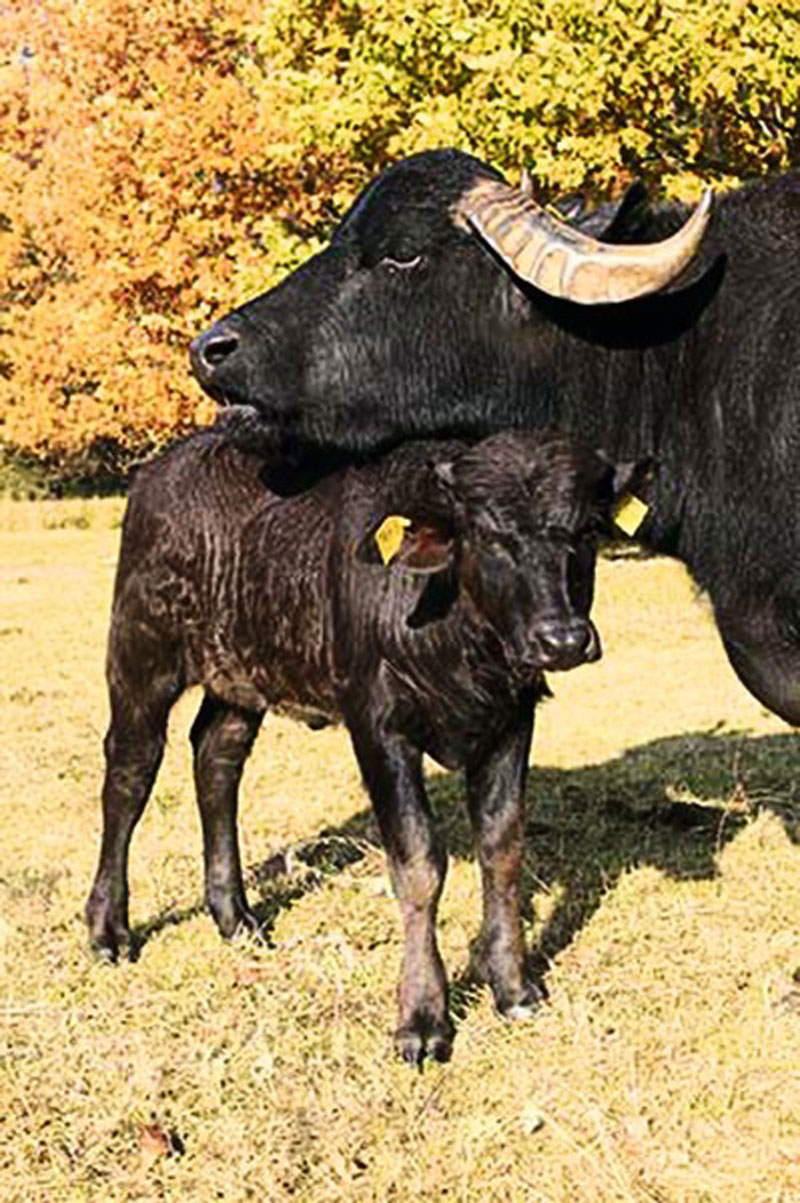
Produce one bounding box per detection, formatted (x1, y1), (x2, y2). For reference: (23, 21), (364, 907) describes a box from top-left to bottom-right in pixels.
(138, 1123), (171, 1159)
(236, 966), (271, 986)
(520, 1102), (546, 1135)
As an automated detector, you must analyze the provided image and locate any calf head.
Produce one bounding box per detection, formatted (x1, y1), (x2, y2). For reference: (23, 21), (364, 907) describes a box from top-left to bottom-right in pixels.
(363, 431), (650, 678)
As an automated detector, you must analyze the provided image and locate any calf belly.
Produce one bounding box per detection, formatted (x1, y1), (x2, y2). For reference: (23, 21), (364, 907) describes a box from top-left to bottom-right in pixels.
(187, 633), (341, 721)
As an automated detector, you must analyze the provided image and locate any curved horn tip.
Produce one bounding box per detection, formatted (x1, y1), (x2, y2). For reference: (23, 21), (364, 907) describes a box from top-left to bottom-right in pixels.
(674, 185), (713, 247)
(698, 186), (713, 221)
(463, 175), (714, 305)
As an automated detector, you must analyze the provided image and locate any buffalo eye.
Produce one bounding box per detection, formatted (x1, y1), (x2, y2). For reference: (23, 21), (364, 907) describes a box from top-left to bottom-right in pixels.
(380, 254), (424, 275)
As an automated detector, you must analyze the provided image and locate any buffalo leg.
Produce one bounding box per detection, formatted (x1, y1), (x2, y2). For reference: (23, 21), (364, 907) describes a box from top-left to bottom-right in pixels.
(348, 723), (453, 1064)
(190, 693), (264, 937)
(465, 697), (539, 1018)
(85, 665), (181, 961)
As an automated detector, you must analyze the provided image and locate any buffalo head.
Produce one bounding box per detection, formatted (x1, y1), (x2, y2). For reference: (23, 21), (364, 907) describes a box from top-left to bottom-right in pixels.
(190, 149), (710, 457)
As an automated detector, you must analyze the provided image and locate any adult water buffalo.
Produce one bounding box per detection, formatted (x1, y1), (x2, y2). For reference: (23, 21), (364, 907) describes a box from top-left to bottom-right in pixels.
(190, 149), (800, 730)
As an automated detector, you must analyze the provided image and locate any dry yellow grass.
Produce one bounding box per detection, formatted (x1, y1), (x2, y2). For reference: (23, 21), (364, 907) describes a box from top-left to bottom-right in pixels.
(1, 500), (799, 1202)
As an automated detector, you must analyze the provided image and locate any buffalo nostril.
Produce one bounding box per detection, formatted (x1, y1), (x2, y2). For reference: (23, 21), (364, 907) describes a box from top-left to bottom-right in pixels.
(202, 333), (240, 366)
(189, 325), (244, 397)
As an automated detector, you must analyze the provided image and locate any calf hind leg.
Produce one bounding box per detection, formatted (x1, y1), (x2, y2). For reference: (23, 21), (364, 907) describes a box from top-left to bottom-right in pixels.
(86, 667), (182, 962)
(190, 694), (264, 938)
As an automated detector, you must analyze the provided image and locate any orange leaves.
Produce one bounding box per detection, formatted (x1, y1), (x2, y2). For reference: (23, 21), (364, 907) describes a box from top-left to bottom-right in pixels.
(3, 0), (800, 477)
(0, 0), (274, 468)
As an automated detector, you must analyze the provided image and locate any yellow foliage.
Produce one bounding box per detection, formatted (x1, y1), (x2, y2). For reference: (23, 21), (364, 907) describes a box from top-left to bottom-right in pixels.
(2, 0), (800, 476)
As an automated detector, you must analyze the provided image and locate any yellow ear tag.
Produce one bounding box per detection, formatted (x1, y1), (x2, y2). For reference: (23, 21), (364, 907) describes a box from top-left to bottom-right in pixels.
(613, 492), (649, 537)
(375, 515), (412, 565)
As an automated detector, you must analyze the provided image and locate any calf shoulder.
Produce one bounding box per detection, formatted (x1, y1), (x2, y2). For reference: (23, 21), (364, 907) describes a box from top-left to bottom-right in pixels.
(331, 452), (543, 769)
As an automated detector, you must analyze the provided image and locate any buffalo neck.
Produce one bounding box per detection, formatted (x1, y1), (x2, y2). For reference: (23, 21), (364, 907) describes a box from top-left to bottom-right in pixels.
(507, 178), (800, 612)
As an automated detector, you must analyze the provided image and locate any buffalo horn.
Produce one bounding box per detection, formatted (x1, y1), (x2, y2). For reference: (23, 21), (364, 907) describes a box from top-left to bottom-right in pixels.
(458, 177), (712, 304)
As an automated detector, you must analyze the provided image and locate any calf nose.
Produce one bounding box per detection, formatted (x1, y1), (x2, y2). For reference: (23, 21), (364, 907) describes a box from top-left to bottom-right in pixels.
(536, 617), (599, 670)
(189, 322), (241, 392)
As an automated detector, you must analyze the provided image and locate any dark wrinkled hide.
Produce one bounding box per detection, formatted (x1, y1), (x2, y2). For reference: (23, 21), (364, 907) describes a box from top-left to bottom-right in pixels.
(86, 430), (621, 1063)
(191, 150), (800, 727)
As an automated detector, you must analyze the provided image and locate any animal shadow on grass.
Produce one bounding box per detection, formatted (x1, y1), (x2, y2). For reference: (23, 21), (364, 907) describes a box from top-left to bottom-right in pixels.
(133, 730), (800, 1005)
(447, 729), (800, 1010)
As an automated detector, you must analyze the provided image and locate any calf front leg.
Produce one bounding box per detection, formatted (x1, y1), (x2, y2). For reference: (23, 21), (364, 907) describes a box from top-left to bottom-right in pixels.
(348, 722), (453, 1064)
(190, 694), (264, 938)
(466, 697), (539, 1019)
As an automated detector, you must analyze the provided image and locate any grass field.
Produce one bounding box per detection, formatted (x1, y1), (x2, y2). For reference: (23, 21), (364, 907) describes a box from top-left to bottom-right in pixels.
(2, 499), (800, 1202)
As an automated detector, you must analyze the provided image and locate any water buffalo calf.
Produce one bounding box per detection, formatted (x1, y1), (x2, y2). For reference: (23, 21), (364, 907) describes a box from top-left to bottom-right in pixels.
(86, 427), (638, 1062)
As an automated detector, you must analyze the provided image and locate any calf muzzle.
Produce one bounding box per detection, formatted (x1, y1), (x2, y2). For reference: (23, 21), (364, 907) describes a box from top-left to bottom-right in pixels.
(529, 616), (601, 672)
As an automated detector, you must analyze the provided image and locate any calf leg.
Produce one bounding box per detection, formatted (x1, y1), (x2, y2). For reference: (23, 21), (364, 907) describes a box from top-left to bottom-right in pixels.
(190, 694), (264, 938)
(465, 697), (539, 1019)
(348, 723), (453, 1064)
(86, 665), (181, 961)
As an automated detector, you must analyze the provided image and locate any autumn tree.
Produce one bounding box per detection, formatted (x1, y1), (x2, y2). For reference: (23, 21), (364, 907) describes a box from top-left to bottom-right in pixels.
(1, 0), (799, 483)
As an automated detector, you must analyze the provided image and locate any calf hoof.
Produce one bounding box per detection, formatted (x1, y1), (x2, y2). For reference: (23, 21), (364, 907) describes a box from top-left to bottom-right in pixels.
(229, 913), (267, 944)
(468, 939), (544, 1020)
(87, 921), (135, 965)
(500, 986), (543, 1024)
(394, 1018), (455, 1066)
(498, 983), (545, 1022)
(85, 895), (135, 964)
(208, 892), (260, 941)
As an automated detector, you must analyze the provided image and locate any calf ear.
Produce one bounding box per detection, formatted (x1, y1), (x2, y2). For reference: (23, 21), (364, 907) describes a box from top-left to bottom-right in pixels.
(355, 517), (455, 574)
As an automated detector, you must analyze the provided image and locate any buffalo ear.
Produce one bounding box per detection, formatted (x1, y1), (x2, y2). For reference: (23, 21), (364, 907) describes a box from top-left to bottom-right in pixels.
(355, 518), (455, 574)
(611, 456), (654, 503)
(604, 456), (655, 538)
